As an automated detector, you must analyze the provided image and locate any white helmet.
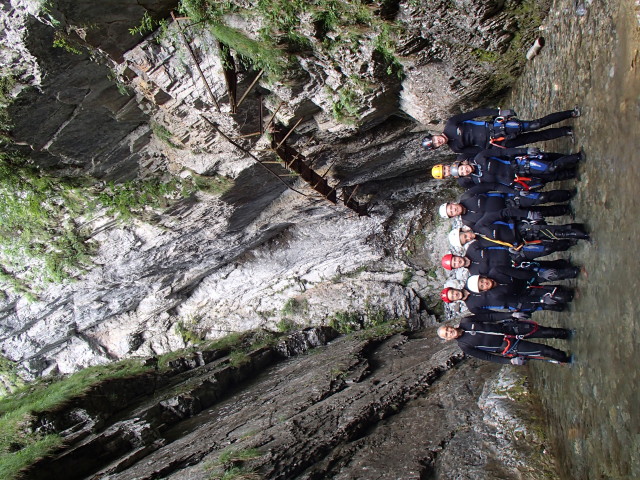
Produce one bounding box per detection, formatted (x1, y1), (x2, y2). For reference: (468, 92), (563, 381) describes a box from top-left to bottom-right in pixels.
(467, 275), (481, 293)
(438, 203), (449, 219)
(448, 228), (462, 248)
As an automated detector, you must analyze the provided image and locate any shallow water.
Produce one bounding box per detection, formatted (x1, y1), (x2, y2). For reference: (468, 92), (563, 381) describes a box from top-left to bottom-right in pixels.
(509, 0), (640, 478)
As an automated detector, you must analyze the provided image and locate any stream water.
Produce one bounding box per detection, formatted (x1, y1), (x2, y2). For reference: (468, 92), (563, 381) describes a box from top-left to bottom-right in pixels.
(509, 0), (640, 478)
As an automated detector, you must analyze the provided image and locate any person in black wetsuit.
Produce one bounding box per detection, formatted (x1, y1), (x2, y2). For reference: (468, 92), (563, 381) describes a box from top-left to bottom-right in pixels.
(440, 278), (572, 314)
(421, 107), (579, 157)
(464, 274), (574, 313)
(432, 148), (581, 188)
(440, 249), (581, 282)
(437, 319), (572, 365)
(448, 225), (582, 262)
(437, 182), (572, 227)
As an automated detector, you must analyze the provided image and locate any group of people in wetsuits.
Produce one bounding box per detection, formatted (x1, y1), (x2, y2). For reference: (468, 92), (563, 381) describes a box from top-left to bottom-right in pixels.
(422, 107), (585, 366)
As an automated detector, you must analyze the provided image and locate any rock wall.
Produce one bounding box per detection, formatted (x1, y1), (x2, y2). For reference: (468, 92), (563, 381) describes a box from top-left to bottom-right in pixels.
(0, 0), (546, 379)
(23, 328), (556, 480)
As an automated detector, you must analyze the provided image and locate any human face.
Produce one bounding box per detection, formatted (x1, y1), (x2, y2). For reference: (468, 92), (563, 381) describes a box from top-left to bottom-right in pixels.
(448, 289), (464, 302)
(442, 164), (451, 177)
(438, 325), (461, 341)
(459, 230), (476, 245)
(478, 277), (497, 291)
(432, 134), (448, 148)
(458, 164), (474, 176)
(446, 203), (466, 217)
(450, 255), (470, 269)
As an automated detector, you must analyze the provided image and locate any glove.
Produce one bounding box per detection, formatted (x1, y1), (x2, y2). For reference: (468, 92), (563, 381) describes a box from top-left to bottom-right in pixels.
(518, 190), (531, 197)
(526, 211), (544, 221)
(527, 147), (540, 155)
(512, 312), (531, 319)
(510, 357), (527, 365)
(541, 294), (558, 305)
(499, 109), (517, 117)
(537, 269), (558, 281)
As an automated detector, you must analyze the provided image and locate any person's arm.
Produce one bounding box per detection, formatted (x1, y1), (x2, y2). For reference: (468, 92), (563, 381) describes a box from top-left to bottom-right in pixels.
(463, 183), (504, 196)
(500, 147), (530, 156)
(500, 207), (533, 219)
(468, 311), (514, 322)
(493, 265), (537, 282)
(457, 177), (476, 189)
(459, 341), (511, 364)
(473, 210), (506, 231)
(448, 108), (500, 124)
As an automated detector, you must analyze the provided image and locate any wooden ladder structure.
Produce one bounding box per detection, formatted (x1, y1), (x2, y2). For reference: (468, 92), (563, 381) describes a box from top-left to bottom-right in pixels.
(172, 13), (369, 217)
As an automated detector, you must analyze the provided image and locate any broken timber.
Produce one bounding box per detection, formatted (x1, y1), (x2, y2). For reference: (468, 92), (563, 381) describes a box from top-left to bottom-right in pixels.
(270, 122), (337, 204)
(201, 115), (309, 198)
(217, 42), (237, 113)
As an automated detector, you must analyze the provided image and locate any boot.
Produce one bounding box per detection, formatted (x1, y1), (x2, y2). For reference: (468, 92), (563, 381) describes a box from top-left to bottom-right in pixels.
(551, 287), (574, 303)
(551, 224), (590, 240)
(550, 168), (578, 181)
(535, 205), (571, 217)
(551, 153), (581, 171)
(538, 189), (574, 203)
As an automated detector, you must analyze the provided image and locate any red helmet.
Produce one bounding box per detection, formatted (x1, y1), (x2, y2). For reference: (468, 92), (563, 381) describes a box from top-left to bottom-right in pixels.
(440, 287), (452, 303)
(441, 254), (453, 270)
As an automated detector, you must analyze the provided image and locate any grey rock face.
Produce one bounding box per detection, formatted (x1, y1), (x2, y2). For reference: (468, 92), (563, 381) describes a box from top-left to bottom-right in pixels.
(24, 329), (555, 480)
(0, 0), (540, 379)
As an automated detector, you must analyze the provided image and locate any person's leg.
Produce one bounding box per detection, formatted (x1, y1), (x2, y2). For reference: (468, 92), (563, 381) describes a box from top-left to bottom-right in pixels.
(514, 340), (571, 363)
(521, 110), (575, 130)
(503, 127), (572, 147)
(528, 326), (573, 339)
(541, 223), (590, 240)
(529, 204), (571, 217)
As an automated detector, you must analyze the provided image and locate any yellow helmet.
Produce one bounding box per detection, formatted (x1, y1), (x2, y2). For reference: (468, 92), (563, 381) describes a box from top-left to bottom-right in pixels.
(432, 164), (444, 179)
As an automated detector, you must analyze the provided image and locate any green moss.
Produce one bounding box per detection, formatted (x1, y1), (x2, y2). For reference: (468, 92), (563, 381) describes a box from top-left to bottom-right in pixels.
(276, 318), (297, 333)
(357, 317), (407, 341)
(329, 310), (361, 334)
(191, 173), (234, 195)
(281, 297), (308, 317)
(217, 447), (262, 465)
(52, 32), (83, 55)
(401, 268), (414, 286)
(209, 23), (290, 75)
(151, 122), (184, 150)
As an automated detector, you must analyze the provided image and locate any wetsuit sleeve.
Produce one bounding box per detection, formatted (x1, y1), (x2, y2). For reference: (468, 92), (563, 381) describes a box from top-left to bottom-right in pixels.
(469, 311), (514, 322)
(457, 177), (476, 189)
(448, 109), (500, 124)
(501, 207), (531, 219)
(463, 183), (502, 196)
(458, 342), (511, 364)
(500, 147), (530, 156)
(493, 265), (537, 282)
(480, 183), (518, 194)
(473, 210), (506, 231)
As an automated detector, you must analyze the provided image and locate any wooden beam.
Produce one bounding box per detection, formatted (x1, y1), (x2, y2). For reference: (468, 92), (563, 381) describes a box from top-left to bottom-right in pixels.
(236, 70), (264, 109)
(171, 11), (220, 112)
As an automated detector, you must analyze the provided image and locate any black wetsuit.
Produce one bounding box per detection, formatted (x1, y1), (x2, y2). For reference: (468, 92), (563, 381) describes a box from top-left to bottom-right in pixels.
(457, 148), (578, 189)
(442, 109), (574, 156)
(472, 210), (589, 256)
(456, 318), (571, 364)
(458, 183), (570, 227)
(463, 281), (574, 314)
(464, 242), (579, 281)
